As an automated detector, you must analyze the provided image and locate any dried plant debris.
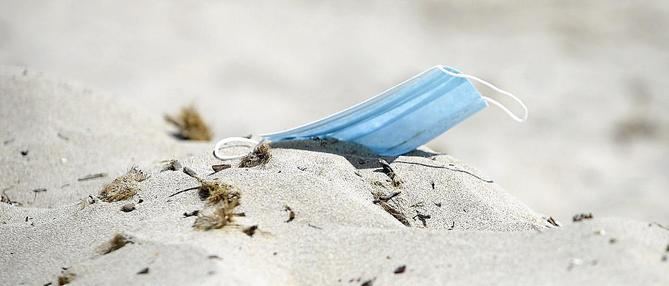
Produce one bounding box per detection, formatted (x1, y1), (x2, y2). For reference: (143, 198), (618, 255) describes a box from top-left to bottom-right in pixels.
(573, 213), (593, 222)
(210, 164), (231, 174)
(165, 105), (212, 141)
(161, 160), (183, 172)
(1, 188), (20, 206)
(183, 166), (199, 178)
(78, 173), (107, 181)
(98, 167), (148, 202)
(372, 191), (410, 226)
(378, 159), (402, 187)
(412, 211), (431, 227)
(372, 191), (401, 204)
(200, 181), (240, 206)
(371, 181), (386, 188)
(193, 202), (240, 231)
(57, 270), (76, 285)
(284, 205), (295, 223)
(380, 204), (410, 227)
(170, 167), (239, 203)
(546, 216), (560, 227)
(239, 143), (272, 168)
(98, 233), (133, 255)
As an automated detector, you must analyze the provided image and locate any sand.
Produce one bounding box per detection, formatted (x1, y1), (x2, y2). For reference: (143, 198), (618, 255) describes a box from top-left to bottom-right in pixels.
(1, 68), (668, 285)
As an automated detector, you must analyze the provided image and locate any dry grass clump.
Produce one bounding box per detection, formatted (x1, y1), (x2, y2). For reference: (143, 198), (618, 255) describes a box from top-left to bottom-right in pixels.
(165, 105), (212, 141)
(98, 167), (148, 202)
(199, 181), (240, 206)
(97, 233), (133, 255)
(193, 181), (241, 230)
(239, 143), (272, 168)
(178, 166), (243, 231)
(193, 199), (241, 230)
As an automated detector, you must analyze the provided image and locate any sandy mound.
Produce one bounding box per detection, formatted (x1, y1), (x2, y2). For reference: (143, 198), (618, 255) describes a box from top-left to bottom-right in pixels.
(0, 67), (210, 207)
(1, 69), (667, 285)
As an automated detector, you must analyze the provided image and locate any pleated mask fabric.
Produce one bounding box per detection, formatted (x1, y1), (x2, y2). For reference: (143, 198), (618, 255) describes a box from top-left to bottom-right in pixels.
(213, 65), (528, 159)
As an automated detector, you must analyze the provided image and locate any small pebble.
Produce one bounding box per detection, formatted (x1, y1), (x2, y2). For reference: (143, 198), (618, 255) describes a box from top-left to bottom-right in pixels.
(121, 203), (136, 212)
(394, 265), (406, 274)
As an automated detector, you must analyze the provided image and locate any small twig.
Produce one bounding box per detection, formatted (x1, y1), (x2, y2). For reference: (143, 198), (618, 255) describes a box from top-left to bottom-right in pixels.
(378, 159), (402, 187)
(394, 160), (494, 183)
(372, 191), (401, 204)
(412, 211), (431, 227)
(168, 186), (200, 198)
(183, 167), (199, 179)
(32, 188), (46, 202)
(409, 202), (424, 208)
(78, 173), (107, 181)
(547, 217), (560, 227)
(307, 223), (323, 230)
(209, 164), (231, 175)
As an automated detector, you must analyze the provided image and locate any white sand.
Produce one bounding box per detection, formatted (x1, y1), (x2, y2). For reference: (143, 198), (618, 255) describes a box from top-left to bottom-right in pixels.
(1, 69), (668, 285)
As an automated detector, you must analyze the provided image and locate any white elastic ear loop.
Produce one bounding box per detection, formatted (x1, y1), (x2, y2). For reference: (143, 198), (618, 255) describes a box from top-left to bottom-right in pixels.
(213, 137), (261, 160)
(438, 67), (528, 122)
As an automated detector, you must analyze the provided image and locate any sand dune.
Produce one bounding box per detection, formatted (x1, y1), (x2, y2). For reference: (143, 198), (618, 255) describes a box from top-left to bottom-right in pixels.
(1, 68), (667, 285)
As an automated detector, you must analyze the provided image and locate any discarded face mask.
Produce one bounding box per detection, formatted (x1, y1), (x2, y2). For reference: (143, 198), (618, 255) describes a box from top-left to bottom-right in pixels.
(213, 65), (528, 159)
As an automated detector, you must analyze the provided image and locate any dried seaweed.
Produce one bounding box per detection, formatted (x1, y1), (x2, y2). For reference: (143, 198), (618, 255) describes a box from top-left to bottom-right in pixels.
(165, 105), (212, 141)
(239, 143), (272, 168)
(98, 167), (148, 202)
(57, 270), (75, 285)
(98, 233), (133, 255)
(193, 200), (240, 231)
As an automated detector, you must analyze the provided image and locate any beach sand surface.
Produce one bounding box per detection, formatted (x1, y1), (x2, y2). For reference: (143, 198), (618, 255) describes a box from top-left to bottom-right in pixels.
(1, 69), (668, 285)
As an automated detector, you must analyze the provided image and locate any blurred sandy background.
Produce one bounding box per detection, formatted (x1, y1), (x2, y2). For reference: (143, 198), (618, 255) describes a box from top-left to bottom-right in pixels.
(1, 0), (667, 223)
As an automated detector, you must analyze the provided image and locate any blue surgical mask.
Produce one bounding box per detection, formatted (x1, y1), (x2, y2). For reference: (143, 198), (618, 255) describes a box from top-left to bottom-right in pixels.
(214, 65), (527, 159)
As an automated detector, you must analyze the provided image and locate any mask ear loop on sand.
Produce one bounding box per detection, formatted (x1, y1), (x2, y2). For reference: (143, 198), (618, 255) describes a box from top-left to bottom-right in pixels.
(213, 137), (261, 160)
(438, 66), (528, 122)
